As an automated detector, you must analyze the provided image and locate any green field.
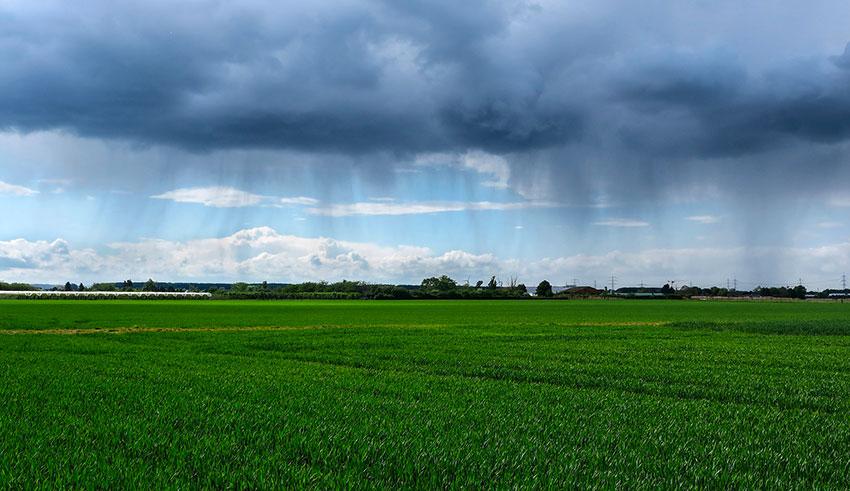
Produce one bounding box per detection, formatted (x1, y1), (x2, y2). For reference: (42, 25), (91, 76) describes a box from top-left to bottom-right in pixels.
(1, 300), (849, 487)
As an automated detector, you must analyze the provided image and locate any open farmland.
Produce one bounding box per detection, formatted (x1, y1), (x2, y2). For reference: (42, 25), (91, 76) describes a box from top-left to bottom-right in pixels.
(1, 300), (849, 487)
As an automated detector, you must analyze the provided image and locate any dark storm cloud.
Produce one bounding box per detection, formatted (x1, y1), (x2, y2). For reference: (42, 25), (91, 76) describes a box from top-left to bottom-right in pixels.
(0, 0), (583, 154)
(2, 0), (850, 204)
(613, 46), (850, 158)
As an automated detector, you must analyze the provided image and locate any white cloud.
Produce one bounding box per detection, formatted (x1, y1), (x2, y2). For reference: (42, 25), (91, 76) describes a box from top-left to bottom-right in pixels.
(816, 221), (844, 229)
(593, 218), (650, 227)
(0, 227), (496, 284)
(0, 180), (38, 196)
(152, 186), (267, 207)
(687, 215), (719, 224)
(829, 195), (850, 207)
(308, 200), (557, 217)
(151, 186), (317, 208)
(2, 228), (850, 287)
(459, 151), (511, 189)
(279, 196), (319, 206)
(414, 150), (510, 189)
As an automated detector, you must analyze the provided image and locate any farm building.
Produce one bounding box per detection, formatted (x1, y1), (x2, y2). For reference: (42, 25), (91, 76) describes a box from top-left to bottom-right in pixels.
(562, 286), (602, 296)
(614, 287), (666, 298)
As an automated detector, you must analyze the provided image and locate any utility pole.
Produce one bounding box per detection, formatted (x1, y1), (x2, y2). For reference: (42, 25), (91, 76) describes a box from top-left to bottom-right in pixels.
(610, 275), (616, 293)
(842, 273), (846, 292)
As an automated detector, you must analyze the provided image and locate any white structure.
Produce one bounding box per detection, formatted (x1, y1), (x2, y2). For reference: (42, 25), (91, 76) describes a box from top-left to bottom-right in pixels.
(0, 290), (211, 298)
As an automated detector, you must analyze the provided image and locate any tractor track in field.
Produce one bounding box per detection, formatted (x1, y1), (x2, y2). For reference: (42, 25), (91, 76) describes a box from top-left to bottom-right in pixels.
(0, 325), (328, 335)
(0, 321), (669, 335)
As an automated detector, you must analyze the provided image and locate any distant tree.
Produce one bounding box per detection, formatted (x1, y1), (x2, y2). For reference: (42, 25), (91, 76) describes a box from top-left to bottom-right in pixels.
(91, 282), (117, 292)
(488, 276), (498, 289)
(475, 280), (483, 289)
(421, 275), (457, 292)
(231, 282), (249, 293)
(536, 280), (553, 297)
(64, 281), (73, 292)
(661, 283), (673, 295)
(0, 282), (37, 291)
(515, 283), (528, 294)
(261, 280), (269, 290)
(78, 283), (85, 292)
(143, 279), (157, 292)
(123, 280), (134, 291)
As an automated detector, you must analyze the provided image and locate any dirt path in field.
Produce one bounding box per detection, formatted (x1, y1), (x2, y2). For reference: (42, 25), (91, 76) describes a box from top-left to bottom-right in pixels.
(0, 325), (329, 335)
(0, 321), (668, 335)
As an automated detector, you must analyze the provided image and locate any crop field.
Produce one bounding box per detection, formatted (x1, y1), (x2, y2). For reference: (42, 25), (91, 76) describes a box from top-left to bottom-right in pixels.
(1, 300), (849, 487)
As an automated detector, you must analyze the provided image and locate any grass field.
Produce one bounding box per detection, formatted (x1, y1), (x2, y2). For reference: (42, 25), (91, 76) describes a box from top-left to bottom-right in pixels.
(1, 300), (849, 487)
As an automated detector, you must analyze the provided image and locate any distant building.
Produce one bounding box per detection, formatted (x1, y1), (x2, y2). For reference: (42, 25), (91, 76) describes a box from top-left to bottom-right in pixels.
(562, 286), (602, 296)
(615, 287), (666, 297)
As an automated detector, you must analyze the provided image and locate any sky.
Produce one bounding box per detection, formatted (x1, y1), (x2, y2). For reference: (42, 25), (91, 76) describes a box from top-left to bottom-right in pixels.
(1, 0), (850, 288)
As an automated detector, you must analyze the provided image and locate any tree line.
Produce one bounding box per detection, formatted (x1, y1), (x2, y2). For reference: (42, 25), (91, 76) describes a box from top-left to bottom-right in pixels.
(6, 276), (846, 300)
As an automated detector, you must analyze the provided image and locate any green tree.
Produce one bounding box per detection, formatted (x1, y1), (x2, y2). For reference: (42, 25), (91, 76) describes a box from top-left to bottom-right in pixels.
(0, 282), (36, 291)
(421, 275), (457, 292)
(488, 276), (497, 289)
(143, 279), (157, 292)
(64, 281), (73, 292)
(536, 280), (553, 297)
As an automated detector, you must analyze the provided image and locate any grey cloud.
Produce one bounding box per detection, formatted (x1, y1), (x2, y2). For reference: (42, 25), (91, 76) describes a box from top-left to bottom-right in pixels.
(831, 42), (850, 70)
(2, 0), (850, 208)
(0, 0), (580, 154)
